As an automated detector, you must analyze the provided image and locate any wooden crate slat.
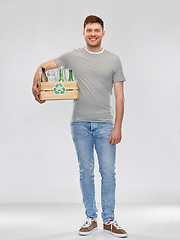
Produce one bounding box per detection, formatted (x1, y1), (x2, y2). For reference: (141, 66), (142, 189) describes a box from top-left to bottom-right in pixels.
(39, 81), (78, 91)
(40, 89), (79, 100)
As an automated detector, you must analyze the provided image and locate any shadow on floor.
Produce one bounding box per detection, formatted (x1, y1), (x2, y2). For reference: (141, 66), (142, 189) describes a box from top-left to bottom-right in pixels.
(29, 231), (167, 240)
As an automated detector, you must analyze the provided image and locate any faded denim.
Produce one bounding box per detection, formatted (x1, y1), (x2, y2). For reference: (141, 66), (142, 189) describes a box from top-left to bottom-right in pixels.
(70, 122), (116, 222)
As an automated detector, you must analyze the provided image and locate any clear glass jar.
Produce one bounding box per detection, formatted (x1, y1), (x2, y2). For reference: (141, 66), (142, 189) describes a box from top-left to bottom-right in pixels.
(46, 69), (59, 82)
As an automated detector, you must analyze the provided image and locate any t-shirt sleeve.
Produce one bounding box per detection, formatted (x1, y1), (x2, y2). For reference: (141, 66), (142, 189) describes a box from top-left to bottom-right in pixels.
(54, 51), (73, 69)
(112, 57), (126, 83)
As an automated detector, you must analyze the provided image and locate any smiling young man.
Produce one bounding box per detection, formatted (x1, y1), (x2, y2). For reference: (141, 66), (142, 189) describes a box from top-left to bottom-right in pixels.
(32, 15), (127, 238)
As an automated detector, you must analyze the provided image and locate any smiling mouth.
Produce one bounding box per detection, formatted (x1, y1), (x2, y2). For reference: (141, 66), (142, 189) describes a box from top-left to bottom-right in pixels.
(89, 38), (97, 41)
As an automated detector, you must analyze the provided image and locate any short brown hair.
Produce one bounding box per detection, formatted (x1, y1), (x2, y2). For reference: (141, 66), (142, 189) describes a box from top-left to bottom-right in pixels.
(84, 15), (104, 30)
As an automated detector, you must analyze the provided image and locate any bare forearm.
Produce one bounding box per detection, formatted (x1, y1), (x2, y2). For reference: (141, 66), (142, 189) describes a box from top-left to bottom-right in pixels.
(114, 96), (124, 129)
(109, 97), (124, 144)
(109, 81), (125, 145)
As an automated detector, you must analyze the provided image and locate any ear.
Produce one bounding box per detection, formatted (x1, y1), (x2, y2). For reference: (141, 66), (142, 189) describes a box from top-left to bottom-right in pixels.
(83, 30), (85, 37)
(102, 30), (105, 37)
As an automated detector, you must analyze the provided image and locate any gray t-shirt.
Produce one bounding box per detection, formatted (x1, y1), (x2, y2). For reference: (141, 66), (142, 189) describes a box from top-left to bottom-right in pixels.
(54, 47), (125, 123)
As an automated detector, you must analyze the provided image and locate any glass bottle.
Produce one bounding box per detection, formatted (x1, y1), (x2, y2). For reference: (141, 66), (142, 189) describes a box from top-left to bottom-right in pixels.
(40, 66), (48, 82)
(68, 69), (74, 81)
(59, 66), (66, 82)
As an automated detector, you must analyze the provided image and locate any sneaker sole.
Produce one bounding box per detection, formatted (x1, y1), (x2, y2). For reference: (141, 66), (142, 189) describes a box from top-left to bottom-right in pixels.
(79, 227), (98, 236)
(104, 229), (128, 238)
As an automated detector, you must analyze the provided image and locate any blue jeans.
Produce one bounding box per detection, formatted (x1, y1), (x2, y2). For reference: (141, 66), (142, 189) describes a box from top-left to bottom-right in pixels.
(70, 122), (116, 223)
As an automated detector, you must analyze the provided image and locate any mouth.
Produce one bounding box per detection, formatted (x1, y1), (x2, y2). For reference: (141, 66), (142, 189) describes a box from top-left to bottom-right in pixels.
(89, 38), (97, 42)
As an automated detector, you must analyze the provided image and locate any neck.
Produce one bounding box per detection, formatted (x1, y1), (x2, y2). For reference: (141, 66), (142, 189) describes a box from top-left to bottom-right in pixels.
(86, 44), (103, 53)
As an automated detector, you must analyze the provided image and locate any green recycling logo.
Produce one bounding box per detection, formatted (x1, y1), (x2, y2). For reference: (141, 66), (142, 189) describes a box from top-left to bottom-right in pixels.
(53, 83), (66, 95)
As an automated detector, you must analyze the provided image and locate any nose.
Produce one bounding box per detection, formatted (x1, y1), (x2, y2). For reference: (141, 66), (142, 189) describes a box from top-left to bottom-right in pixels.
(91, 30), (96, 36)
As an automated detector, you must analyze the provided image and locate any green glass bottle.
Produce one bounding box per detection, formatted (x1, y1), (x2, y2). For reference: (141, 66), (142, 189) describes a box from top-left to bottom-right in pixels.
(68, 69), (74, 81)
(59, 66), (66, 82)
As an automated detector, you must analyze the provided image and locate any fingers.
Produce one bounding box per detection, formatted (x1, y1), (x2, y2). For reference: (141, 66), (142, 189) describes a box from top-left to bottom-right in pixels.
(109, 134), (112, 143)
(109, 133), (122, 145)
(110, 138), (121, 145)
(32, 86), (39, 101)
(32, 86), (46, 104)
(32, 87), (39, 98)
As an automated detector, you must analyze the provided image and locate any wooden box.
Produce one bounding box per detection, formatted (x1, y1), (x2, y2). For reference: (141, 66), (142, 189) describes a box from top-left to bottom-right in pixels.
(39, 81), (79, 101)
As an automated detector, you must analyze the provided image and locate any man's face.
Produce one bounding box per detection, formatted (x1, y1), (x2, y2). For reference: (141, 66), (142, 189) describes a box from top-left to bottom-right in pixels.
(83, 22), (105, 48)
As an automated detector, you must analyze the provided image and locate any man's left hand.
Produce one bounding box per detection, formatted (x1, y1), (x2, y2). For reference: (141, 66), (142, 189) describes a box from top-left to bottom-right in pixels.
(109, 127), (122, 145)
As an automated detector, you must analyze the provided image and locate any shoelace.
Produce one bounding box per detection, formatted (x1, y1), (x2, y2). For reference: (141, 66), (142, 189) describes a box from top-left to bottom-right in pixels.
(81, 217), (95, 228)
(106, 220), (122, 230)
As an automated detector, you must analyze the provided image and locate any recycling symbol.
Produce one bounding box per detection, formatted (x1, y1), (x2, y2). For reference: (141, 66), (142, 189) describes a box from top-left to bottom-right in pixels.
(53, 83), (66, 95)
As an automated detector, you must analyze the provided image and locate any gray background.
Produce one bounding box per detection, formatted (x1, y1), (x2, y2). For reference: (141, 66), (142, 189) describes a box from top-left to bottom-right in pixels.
(0, 0), (179, 203)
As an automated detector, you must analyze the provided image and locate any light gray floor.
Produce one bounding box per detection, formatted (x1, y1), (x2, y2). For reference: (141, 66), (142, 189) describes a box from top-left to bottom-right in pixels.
(0, 203), (179, 240)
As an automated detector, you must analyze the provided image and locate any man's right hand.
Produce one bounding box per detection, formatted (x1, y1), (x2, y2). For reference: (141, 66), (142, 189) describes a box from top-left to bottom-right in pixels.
(32, 78), (46, 104)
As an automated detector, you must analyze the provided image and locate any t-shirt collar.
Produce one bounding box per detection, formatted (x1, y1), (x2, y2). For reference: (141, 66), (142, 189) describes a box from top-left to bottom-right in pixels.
(85, 48), (104, 55)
